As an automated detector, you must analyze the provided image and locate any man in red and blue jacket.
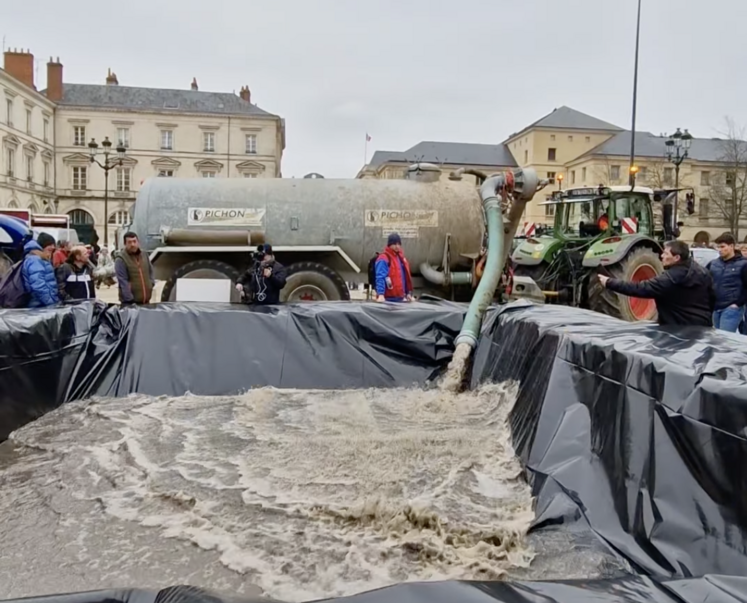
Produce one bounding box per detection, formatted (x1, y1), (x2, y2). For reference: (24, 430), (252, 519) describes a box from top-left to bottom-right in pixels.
(375, 232), (414, 303)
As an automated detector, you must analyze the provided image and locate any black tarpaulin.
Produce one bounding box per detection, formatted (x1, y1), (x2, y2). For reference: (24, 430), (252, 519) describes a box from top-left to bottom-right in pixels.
(471, 302), (747, 579)
(0, 300), (466, 440)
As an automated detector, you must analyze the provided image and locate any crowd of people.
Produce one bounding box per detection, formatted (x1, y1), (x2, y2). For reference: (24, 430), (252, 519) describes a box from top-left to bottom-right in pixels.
(598, 233), (747, 332)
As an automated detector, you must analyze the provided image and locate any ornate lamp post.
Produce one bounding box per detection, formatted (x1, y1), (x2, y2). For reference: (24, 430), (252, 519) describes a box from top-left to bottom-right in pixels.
(665, 127), (693, 229)
(88, 136), (126, 246)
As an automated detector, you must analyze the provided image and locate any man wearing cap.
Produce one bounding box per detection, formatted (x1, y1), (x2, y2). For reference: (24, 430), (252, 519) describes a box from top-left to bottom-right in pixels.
(22, 232), (60, 307)
(375, 233), (413, 303)
(236, 244), (287, 305)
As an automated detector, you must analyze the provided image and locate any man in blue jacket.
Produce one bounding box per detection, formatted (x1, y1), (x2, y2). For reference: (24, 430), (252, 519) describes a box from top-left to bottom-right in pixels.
(22, 232), (59, 308)
(708, 233), (747, 332)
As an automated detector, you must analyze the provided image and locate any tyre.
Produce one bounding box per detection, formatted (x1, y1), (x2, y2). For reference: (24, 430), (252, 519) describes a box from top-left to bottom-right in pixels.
(0, 252), (11, 280)
(280, 261), (350, 302)
(161, 259), (242, 302)
(587, 246), (662, 322)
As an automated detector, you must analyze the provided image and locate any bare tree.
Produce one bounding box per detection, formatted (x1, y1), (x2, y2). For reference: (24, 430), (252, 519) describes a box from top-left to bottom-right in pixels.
(708, 118), (747, 240)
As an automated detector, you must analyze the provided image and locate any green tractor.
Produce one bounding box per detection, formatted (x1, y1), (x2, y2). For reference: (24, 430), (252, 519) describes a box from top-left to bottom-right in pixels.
(510, 184), (686, 322)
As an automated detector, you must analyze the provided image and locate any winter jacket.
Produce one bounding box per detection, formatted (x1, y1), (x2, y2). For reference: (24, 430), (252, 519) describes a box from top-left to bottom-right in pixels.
(21, 240), (59, 308)
(52, 248), (69, 268)
(238, 259), (287, 305)
(606, 259), (715, 327)
(56, 260), (96, 301)
(115, 249), (155, 304)
(374, 247), (413, 301)
(707, 251), (747, 310)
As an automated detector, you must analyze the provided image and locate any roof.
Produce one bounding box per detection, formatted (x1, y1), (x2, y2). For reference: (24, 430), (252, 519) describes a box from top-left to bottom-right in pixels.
(44, 83), (277, 117)
(506, 106), (623, 141)
(368, 141), (517, 169)
(581, 130), (728, 162)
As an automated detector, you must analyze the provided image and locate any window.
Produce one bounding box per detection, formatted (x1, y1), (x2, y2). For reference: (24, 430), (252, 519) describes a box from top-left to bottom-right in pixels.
(72, 166), (87, 190)
(203, 131), (215, 152)
(699, 198), (709, 215)
(202, 171), (217, 178)
(585, 136), (591, 143)
(158, 169), (174, 177)
(524, 150), (528, 163)
(26, 155), (33, 182)
(546, 171), (556, 183)
(550, 135), (555, 141)
(161, 130), (173, 150)
(6, 148), (15, 177)
(544, 201), (556, 217)
(6, 99), (13, 126)
(118, 128), (130, 148)
(610, 165), (621, 181)
(700, 171), (710, 186)
(568, 135), (573, 142)
(43, 118), (49, 142)
(581, 167), (587, 181)
(43, 161), (50, 186)
(547, 148), (556, 161)
(116, 167), (131, 191)
(243, 173), (258, 178)
(571, 170), (576, 184)
(638, 166), (647, 180)
(663, 167), (673, 185)
(245, 134), (257, 154)
(73, 126), (86, 146)
(726, 172), (735, 187)
(26, 109), (32, 134)
(68, 209), (94, 225)
(108, 210), (129, 225)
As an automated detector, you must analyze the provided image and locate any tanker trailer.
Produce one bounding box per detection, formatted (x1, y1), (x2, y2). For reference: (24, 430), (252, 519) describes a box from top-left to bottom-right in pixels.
(127, 163), (544, 302)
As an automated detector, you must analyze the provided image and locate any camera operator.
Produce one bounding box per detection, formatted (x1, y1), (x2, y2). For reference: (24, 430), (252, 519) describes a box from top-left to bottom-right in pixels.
(235, 244), (287, 305)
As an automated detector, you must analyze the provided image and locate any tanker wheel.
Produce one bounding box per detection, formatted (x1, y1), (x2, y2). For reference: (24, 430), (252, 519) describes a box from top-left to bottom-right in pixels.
(281, 262), (350, 302)
(587, 247), (662, 322)
(161, 259), (242, 302)
(0, 252), (12, 280)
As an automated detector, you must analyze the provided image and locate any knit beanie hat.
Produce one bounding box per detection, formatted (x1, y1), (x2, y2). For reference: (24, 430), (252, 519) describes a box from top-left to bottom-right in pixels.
(387, 232), (402, 246)
(37, 233), (56, 249)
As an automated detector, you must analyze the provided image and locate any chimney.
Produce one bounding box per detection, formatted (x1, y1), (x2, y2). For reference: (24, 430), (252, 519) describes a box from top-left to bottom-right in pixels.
(46, 57), (63, 101)
(191, 77), (198, 91)
(105, 68), (118, 85)
(239, 85), (251, 103)
(4, 48), (35, 89)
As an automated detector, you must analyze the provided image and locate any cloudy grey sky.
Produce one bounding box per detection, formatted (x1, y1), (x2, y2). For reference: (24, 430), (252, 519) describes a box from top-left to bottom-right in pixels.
(2, 0), (745, 178)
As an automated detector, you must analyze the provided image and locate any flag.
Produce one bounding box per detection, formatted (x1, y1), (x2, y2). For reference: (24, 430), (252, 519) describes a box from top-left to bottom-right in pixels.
(366, 133), (371, 142)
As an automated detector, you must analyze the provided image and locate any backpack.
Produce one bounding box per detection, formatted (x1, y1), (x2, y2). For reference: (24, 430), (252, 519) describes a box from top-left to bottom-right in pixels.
(0, 261), (29, 309)
(366, 251), (389, 289)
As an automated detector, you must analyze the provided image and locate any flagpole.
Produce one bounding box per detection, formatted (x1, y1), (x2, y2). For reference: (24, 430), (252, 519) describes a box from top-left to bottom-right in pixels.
(364, 134), (369, 165)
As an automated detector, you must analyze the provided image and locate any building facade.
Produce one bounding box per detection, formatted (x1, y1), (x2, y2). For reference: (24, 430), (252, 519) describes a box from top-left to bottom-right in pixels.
(1, 49), (285, 246)
(361, 106), (745, 243)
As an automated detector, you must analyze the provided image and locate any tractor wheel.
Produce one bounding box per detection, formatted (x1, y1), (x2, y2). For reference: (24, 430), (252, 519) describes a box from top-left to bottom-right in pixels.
(587, 247), (662, 322)
(161, 259), (242, 302)
(280, 262), (350, 302)
(0, 252), (12, 280)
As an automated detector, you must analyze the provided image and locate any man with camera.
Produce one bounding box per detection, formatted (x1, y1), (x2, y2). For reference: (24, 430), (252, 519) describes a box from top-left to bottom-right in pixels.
(235, 244), (287, 305)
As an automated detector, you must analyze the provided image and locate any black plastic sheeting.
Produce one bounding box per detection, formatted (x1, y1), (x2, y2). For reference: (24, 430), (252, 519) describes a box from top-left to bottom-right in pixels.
(472, 302), (747, 579)
(0, 300), (465, 440)
(2, 300), (747, 603)
(5, 576), (747, 603)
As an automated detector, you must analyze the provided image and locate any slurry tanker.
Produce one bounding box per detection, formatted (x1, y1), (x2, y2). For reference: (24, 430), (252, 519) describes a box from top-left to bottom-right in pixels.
(126, 164), (547, 306)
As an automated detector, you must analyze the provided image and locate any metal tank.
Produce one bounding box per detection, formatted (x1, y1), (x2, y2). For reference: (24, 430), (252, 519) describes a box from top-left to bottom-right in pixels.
(131, 169), (485, 275)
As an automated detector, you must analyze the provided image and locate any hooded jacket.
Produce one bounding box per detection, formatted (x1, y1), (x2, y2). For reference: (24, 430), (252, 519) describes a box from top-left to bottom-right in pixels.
(606, 258), (715, 327)
(21, 240), (59, 308)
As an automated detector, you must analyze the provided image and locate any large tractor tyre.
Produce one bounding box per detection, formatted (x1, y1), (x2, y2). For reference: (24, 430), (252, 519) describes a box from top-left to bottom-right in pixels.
(587, 247), (662, 322)
(0, 252), (12, 280)
(161, 259), (242, 302)
(280, 262), (350, 302)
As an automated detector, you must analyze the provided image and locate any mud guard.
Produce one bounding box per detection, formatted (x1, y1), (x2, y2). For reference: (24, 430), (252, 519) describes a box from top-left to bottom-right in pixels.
(582, 234), (662, 268)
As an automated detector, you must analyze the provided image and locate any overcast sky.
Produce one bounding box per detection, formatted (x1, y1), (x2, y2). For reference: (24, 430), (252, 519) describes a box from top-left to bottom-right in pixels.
(2, 0), (745, 178)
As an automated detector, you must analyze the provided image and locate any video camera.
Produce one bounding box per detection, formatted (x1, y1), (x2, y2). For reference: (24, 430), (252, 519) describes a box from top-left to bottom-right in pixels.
(252, 244), (270, 262)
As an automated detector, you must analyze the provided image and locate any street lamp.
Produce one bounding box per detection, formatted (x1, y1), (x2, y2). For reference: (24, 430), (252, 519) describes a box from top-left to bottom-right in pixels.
(89, 136), (126, 246)
(557, 173), (564, 191)
(629, 165), (640, 186)
(664, 127), (693, 233)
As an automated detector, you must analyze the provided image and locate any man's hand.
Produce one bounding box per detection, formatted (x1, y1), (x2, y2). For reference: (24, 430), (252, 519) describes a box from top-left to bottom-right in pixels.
(235, 283), (243, 292)
(375, 295), (385, 303)
(406, 294), (414, 302)
(598, 274), (610, 288)
(263, 267), (272, 278)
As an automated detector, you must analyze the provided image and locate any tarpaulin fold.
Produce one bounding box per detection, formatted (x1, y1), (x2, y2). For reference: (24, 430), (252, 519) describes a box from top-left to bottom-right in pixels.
(0, 300), (466, 439)
(471, 302), (747, 579)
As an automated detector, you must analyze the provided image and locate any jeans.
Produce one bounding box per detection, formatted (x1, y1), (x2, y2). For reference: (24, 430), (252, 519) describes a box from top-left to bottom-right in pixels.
(713, 305), (745, 332)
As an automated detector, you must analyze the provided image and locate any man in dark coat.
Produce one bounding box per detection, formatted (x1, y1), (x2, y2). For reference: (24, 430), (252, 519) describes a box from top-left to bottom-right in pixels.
(235, 244), (287, 305)
(597, 240), (715, 327)
(707, 233), (747, 332)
